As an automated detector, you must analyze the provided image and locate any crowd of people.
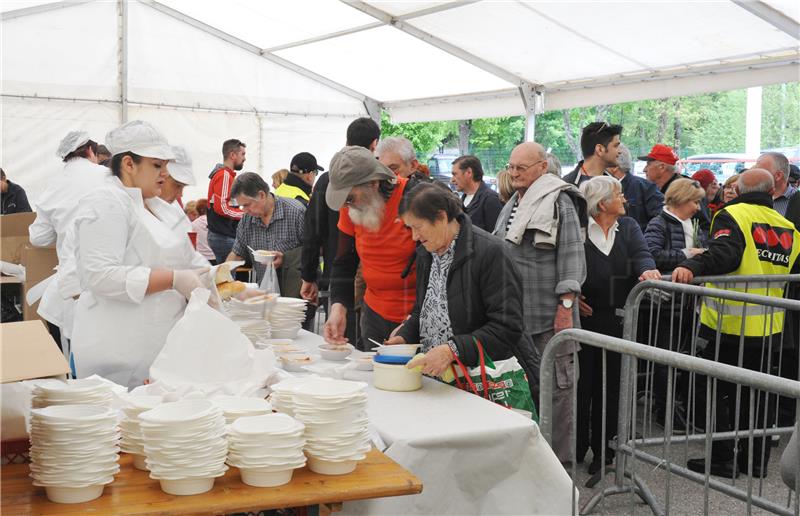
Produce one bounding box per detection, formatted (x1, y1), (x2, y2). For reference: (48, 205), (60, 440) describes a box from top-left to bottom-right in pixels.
(4, 116), (800, 479)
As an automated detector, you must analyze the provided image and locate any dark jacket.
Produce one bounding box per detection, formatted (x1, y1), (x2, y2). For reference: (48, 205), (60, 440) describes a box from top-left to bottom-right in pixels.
(620, 173), (664, 232)
(1, 180), (32, 214)
(584, 217), (656, 312)
(644, 210), (694, 272)
(563, 160), (590, 186)
(462, 181), (503, 233)
(300, 172), (341, 289)
(396, 215), (538, 382)
(785, 191), (800, 231)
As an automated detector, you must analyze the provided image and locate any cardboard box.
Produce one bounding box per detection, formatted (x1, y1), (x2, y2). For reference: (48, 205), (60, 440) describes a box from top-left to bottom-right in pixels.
(1, 320), (70, 444)
(1, 320), (70, 383)
(0, 212), (37, 264)
(21, 244), (57, 321)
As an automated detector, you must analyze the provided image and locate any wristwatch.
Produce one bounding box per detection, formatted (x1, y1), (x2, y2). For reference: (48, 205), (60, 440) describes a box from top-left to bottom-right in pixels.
(559, 298), (574, 309)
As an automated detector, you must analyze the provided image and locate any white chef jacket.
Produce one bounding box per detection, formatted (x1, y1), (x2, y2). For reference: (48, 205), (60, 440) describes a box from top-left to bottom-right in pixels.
(70, 176), (208, 389)
(28, 158), (109, 338)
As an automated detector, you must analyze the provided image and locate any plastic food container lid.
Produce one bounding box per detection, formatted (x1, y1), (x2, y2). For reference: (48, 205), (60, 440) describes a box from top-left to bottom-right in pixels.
(373, 355), (413, 365)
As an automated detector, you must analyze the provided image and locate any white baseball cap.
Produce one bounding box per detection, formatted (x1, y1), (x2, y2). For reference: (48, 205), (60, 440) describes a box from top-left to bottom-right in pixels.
(168, 146), (196, 186)
(57, 131), (91, 159)
(105, 120), (175, 160)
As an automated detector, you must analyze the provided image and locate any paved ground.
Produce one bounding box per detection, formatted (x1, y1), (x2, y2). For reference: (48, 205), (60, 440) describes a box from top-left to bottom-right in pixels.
(567, 428), (797, 515)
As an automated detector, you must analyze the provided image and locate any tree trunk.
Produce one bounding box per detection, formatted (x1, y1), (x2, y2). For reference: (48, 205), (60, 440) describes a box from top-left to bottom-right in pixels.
(458, 120), (471, 155)
(673, 98), (682, 155)
(595, 104), (610, 122)
(656, 98), (668, 143)
(562, 110), (581, 161)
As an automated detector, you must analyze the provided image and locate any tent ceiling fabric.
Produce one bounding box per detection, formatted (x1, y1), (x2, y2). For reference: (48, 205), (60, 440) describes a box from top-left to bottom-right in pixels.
(2, 0), (799, 121)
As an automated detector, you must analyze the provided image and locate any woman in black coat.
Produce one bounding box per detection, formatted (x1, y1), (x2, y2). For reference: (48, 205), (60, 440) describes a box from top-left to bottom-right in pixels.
(386, 182), (538, 395)
(644, 178), (707, 271)
(577, 177), (660, 474)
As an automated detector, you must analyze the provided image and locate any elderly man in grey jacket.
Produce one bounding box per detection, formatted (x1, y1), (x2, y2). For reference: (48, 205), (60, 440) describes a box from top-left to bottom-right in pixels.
(494, 141), (587, 464)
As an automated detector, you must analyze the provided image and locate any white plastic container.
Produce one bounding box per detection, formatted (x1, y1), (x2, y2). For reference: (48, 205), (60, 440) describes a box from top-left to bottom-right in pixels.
(45, 484), (105, 504)
(375, 344), (420, 357)
(306, 456), (357, 475)
(159, 477), (215, 496)
(132, 454), (148, 471)
(239, 467), (294, 487)
(373, 362), (422, 392)
(318, 344), (354, 361)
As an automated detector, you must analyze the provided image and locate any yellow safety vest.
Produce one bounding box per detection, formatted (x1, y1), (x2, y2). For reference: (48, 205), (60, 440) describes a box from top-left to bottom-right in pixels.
(700, 203), (800, 337)
(274, 183), (310, 203)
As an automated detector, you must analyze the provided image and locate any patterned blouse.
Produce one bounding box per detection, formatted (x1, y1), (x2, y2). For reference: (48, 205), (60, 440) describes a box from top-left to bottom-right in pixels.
(419, 234), (459, 356)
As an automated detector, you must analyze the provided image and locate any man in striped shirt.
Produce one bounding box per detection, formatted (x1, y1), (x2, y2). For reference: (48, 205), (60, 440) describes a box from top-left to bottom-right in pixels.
(207, 139), (246, 263)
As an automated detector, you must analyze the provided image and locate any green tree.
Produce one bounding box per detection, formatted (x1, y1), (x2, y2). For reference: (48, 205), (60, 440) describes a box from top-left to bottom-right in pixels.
(380, 112), (456, 157)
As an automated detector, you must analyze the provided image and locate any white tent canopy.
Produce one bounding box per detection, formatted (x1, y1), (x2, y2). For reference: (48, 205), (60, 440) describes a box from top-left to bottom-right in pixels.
(2, 0), (798, 202)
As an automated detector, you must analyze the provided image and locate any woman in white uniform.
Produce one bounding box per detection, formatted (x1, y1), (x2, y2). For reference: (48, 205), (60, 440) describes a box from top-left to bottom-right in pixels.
(70, 121), (209, 389)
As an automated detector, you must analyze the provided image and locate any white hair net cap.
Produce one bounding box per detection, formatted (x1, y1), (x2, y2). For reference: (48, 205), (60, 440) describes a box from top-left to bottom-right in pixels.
(168, 146), (195, 185)
(57, 131), (91, 159)
(105, 120), (175, 160)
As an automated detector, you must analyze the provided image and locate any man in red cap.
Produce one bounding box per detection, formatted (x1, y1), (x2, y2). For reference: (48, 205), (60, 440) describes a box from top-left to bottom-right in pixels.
(640, 144), (681, 194)
(692, 168), (719, 226)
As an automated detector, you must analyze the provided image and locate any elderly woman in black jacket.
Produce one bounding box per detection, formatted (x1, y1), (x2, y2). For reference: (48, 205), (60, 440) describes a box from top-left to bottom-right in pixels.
(385, 182), (537, 391)
(576, 176), (660, 473)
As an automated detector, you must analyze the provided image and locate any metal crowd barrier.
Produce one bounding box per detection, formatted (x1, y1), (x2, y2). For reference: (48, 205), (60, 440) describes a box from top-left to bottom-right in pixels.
(540, 275), (800, 515)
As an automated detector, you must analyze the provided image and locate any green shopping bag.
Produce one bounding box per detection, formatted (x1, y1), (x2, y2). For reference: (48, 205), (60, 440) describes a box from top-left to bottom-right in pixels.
(448, 338), (538, 422)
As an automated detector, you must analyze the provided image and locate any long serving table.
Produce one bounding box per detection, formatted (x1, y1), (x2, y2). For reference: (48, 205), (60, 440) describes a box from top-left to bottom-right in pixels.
(293, 330), (576, 515)
(1, 449), (421, 515)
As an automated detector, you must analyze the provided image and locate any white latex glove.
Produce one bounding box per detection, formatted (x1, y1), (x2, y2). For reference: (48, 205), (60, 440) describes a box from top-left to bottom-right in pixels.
(172, 268), (210, 301)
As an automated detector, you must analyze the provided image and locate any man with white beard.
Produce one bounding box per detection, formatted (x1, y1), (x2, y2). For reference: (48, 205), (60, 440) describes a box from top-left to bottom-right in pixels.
(324, 146), (418, 350)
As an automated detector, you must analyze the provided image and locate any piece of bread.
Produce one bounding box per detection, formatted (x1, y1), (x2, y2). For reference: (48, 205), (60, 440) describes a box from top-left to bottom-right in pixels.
(214, 264), (234, 285)
(217, 280), (246, 300)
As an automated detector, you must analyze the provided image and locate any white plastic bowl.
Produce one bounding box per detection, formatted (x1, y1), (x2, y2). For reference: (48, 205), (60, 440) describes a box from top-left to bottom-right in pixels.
(159, 477), (215, 496)
(279, 354), (315, 372)
(45, 484), (105, 504)
(375, 344), (420, 357)
(318, 344), (354, 361)
(239, 467), (293, 487)
(132, 454), (148, 471)
(373, 362), (422, 392)
(306, 456), (357, 475)
(252, 250), (278, 264)
(271, 328), (301, 340)
(138, 400), (218, 424)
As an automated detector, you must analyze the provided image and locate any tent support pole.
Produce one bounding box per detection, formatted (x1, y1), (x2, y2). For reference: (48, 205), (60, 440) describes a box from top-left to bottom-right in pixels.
(364, 99), (382, 128)
(118, 0), (128, 123)
(520, 82), (543, 142)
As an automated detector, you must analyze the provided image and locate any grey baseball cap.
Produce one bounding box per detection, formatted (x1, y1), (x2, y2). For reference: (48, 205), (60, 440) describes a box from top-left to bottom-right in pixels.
(168, 145), (196, 185)
(325, 146), (395, 211)
(57, 131), (91, 159)
(105, 120), (175, 160)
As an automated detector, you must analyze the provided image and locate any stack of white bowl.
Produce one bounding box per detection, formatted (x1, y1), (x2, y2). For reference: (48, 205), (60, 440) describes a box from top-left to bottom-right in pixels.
(29, 405), (120, 504)
(268, 297), (308, 339)
(31, 378), (114, 409)
(291, 379), (371, 475)
(138, 400), (228, 496)
(211, 396), (272, 424)
(119, 396), (162, 471)
(227, 413), (306, 487)
(269, 377), (310, 417)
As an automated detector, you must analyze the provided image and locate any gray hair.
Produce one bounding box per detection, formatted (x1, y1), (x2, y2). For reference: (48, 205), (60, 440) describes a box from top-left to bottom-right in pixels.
(376, 136), (416, 163)
(758, 151), (789, 175)
(580, 176), (621, 217)
(231, 171), (270, 198)
(737, 173), (774, 195)
(617, 143), (632, 173)
(546, 153), (562, 176)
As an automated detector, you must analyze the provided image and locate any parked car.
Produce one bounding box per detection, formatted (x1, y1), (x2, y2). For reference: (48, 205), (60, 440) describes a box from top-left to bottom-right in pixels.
(678, 153), (756, 183)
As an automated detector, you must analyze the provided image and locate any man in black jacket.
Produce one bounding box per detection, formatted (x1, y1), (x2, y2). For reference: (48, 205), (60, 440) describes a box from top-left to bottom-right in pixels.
(450, 155), (503, 232)
(562, 121), (622, 186)
(300, 117), (379, 341)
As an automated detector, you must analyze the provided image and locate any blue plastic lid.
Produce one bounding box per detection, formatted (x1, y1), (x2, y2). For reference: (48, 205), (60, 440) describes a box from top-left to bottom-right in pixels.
(373, 354), (413, 365)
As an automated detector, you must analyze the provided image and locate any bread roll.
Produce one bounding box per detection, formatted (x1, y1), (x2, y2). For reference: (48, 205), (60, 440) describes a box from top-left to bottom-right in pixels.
(217, 280), (246, 300)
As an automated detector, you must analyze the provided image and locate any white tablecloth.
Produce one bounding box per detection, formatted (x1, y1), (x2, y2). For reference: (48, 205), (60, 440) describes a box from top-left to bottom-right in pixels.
(291, 331), (577, 515)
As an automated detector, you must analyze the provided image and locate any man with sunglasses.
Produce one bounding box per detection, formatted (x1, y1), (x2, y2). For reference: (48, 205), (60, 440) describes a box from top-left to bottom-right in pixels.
(274, 152), (322, 207)
(563, 121), (622, 185)
(494, 141), (587, 465)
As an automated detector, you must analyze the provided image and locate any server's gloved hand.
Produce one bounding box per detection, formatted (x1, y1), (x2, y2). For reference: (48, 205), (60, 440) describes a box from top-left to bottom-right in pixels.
(172, 268), (211, 301)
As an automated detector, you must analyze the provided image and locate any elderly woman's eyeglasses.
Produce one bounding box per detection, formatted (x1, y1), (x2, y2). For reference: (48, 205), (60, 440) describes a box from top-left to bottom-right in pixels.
(506, 160), (545, 173)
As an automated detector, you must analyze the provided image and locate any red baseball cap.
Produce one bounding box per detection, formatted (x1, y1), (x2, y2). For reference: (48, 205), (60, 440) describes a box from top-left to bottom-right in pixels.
(638, 144), (679, 165)
(691, 169), (716, 189)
